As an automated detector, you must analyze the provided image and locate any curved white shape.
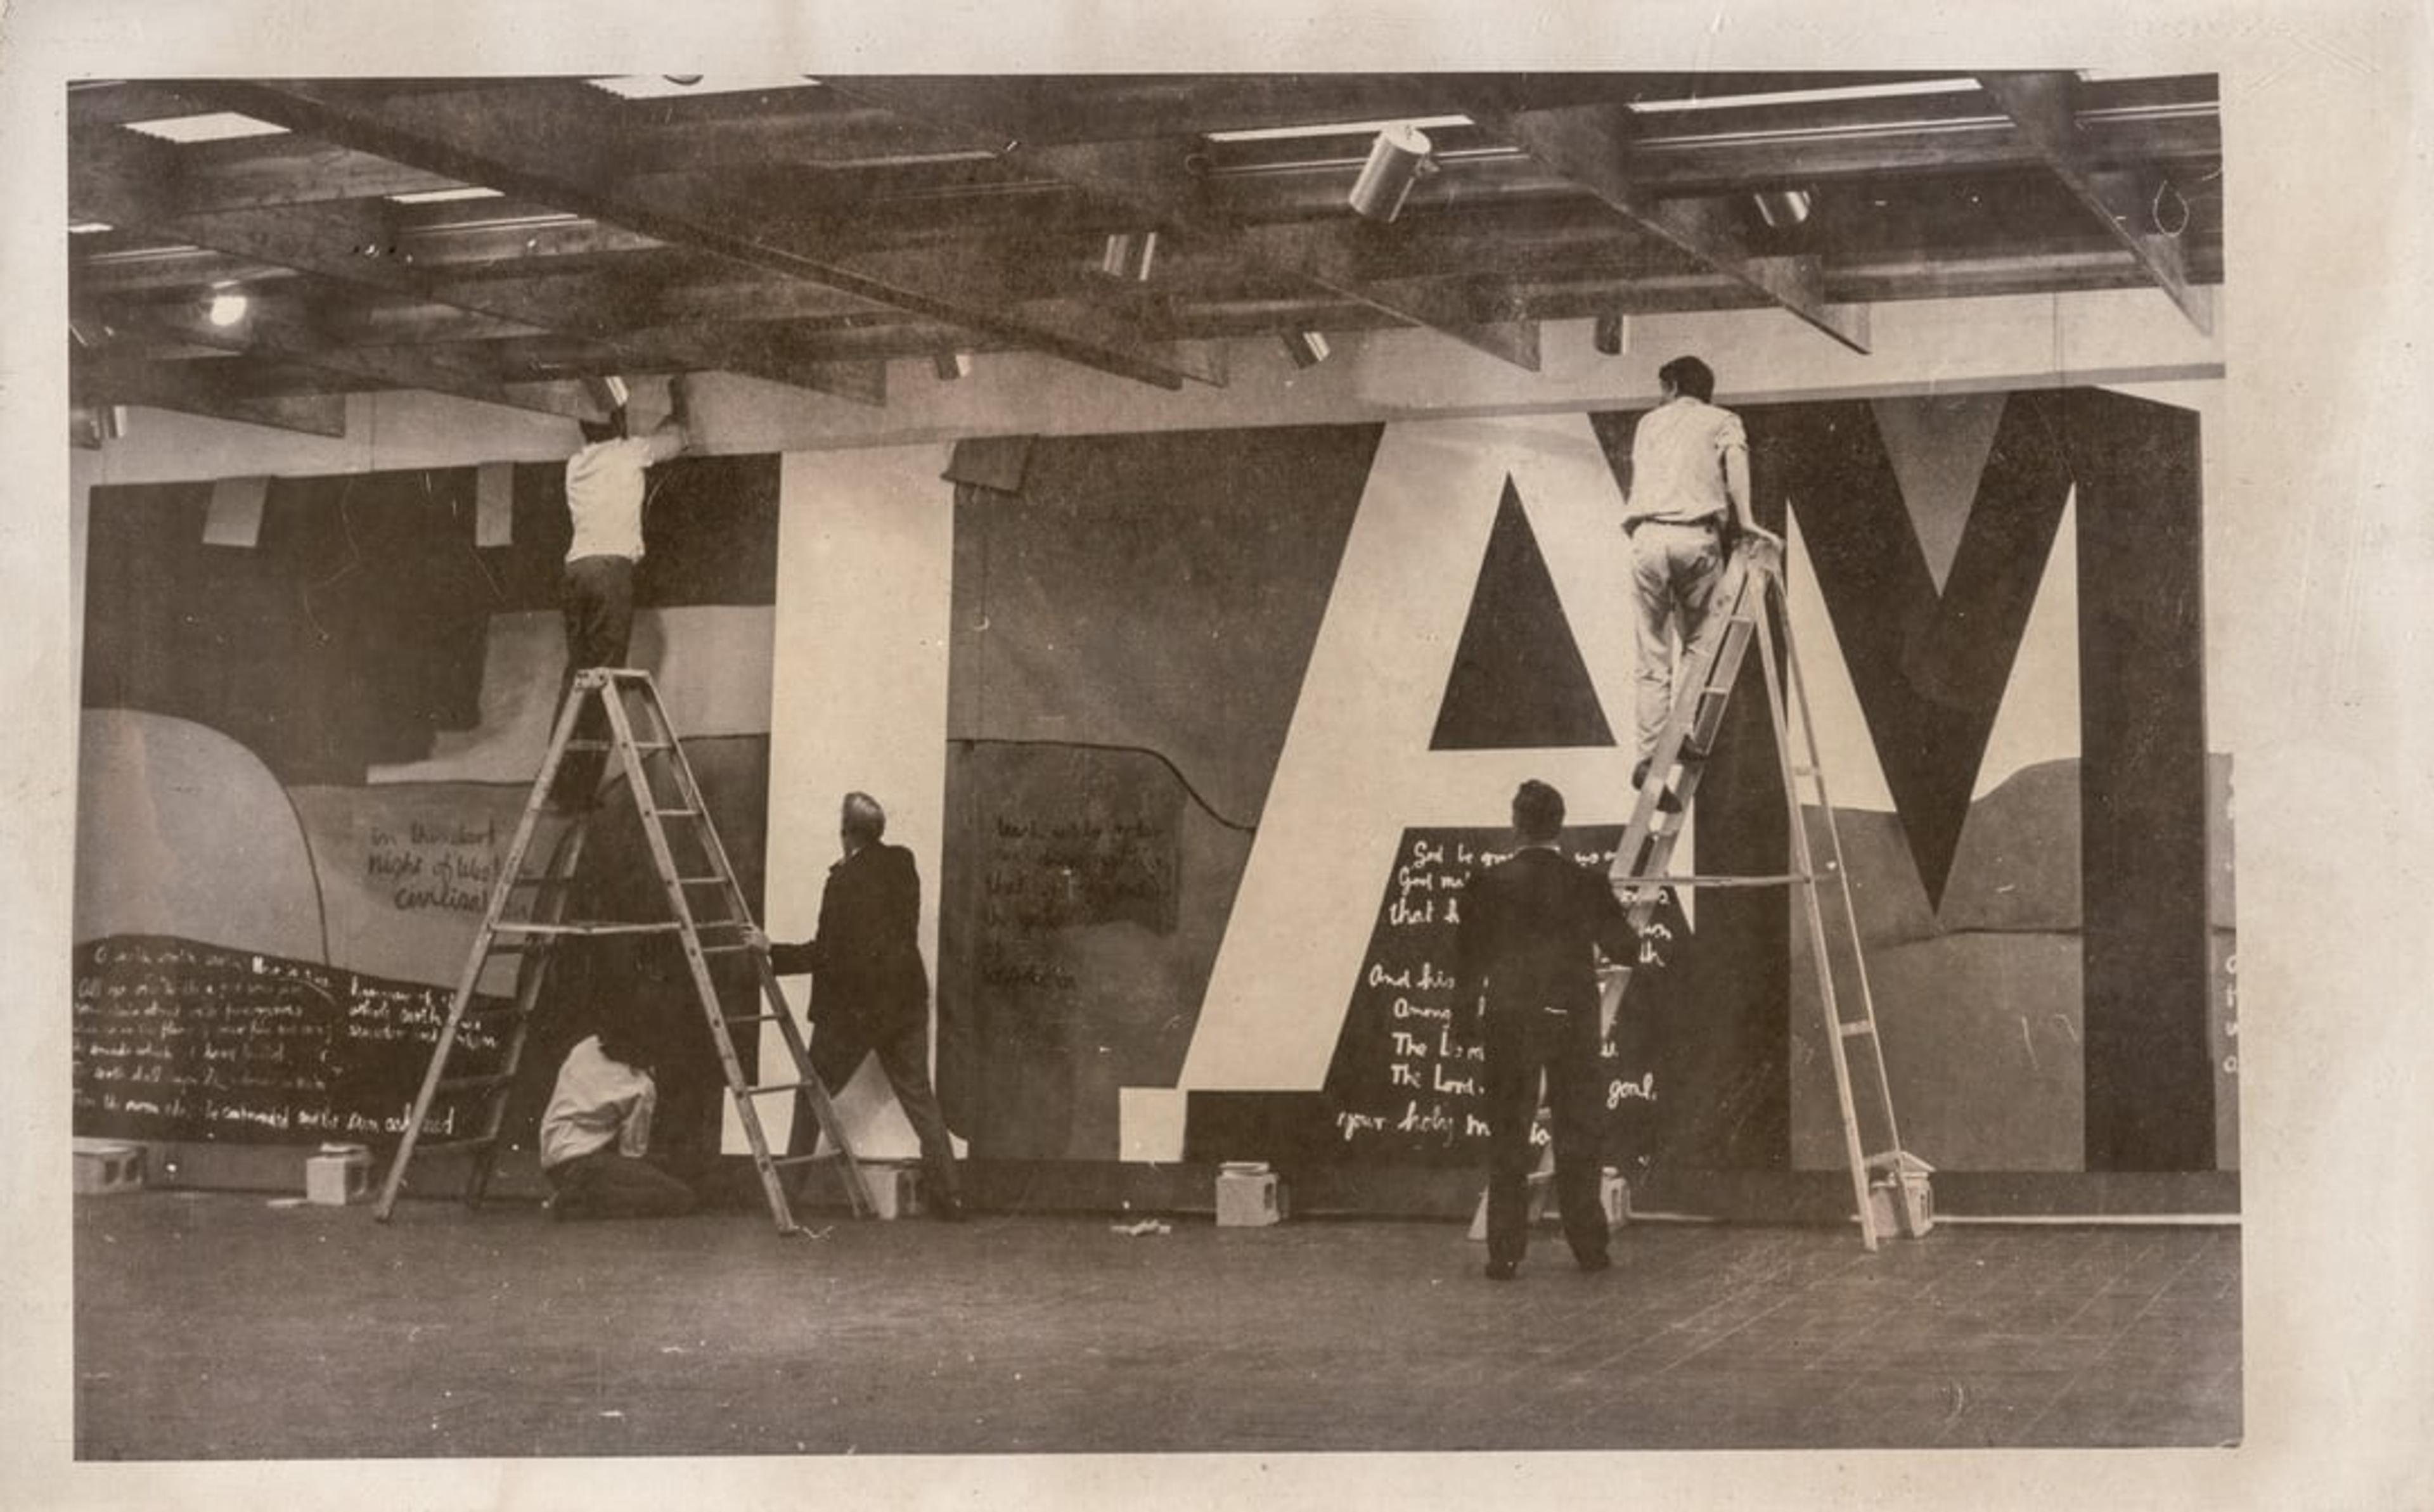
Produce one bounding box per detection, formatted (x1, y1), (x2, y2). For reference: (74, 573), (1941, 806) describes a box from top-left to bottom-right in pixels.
(75, 708), (325, 963)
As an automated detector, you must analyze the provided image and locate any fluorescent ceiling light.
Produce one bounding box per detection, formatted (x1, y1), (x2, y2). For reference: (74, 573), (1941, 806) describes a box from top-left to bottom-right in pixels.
(388, 186), (507, 204)
(68, 221), (114, 234)
(586, 75), (821, 100)
(1634, 79), (1978, 113)
(123, 111), (290, 143)
(1206, 113), (1471, 143)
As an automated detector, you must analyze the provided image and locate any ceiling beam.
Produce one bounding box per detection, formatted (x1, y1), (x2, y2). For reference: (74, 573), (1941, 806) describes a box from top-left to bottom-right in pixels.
(1975, 72), (2213, 334)
(1231, 221), (1540, 369)
(106, 297), (595, 420)
(72, 121), (889, 407)
(834, 83), (1540, 372)
(72, 351), (351, 437)
(184, 79), (1215, 392)
(1472, 101), (1871, 354)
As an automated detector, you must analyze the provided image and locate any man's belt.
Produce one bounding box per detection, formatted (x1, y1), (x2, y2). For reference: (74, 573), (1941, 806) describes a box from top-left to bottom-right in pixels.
(1625, 514), (1725, 537)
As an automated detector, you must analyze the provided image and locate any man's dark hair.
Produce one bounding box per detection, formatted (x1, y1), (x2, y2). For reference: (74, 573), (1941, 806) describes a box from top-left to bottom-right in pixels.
(1512, 779), (1566, 843)
(578, 406), (629, 445)
(841, 791), (887, 846)
(1658, 356), (1716, 403)
(595, 1010), (660, 1075)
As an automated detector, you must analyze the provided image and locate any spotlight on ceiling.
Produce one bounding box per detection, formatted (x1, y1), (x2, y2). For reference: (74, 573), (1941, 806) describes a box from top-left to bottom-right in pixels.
(1593, 312), (1629, 356)
(1097, 231), (1160, 281)
(1753, 188), (1813, 229)
(70, 404), (127, 451)
(581, 375), (631, 416)
(1280, 330), (1331, 369)
(1347, 123), (1437, 222)
(932, 351), (974, 381)
(207, 290), (250, 328)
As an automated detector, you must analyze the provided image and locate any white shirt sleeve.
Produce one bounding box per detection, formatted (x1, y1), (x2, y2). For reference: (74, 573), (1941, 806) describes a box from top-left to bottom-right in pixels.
(619, 1074), (657, 1158)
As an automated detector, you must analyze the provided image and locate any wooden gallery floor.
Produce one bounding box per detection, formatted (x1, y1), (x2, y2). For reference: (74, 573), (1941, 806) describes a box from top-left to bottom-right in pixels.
(73, 1192), (2240, 1458)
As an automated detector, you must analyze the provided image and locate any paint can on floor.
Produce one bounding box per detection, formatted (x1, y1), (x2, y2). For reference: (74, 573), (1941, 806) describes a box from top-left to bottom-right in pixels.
(1216, 1162), (1288, 1226)
(858, 1160), (925, 1220)
(1600, 1167), (1631, 1227)
(73, 1138), (146, 1196)
(304, 1143), (371, 1206)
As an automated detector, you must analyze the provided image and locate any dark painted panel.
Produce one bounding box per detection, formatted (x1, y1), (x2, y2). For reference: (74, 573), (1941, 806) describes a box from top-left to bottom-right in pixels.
(2067, 389), (2214, 1170)
(82, 454), (781, 786)
(1431, 478), (1617, 750)
(939, 425), (1381, 1158)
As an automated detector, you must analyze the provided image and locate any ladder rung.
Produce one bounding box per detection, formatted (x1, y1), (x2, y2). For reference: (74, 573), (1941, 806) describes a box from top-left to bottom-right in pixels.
(699, 943), (754, 956)
(690, 918), (748, 932)
(724, 1010), (787, 1025)
(411, 1135), (499, 1155)
(648, 806), (704, 820)
(740, 1080), (815, 1096)
(435, 1072), (516, 1094)
(673, 875), (728, 887)
(1623, 872), (1812, 889)
(1863, 1151), (1905, 1170)
(493, 921), (683, 937)
(1837, 1020), (1877, 1039)
(768, 1153), (836, 1169)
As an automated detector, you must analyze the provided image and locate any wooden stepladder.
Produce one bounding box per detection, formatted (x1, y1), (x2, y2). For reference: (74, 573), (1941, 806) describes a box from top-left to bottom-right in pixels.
(374, 667), (869, 1234)
(1600, 537), (1930, 1250)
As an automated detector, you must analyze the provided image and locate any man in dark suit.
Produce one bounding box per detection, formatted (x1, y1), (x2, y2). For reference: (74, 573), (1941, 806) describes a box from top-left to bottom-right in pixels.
(1456, 779), (1635, 1280)
(746, 791), (963, 1220)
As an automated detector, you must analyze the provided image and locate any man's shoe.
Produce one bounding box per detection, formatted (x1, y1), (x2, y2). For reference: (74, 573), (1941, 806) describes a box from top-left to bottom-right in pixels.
(1484, 1259), (1519, 1282)
(1632, 759), (1682, 814)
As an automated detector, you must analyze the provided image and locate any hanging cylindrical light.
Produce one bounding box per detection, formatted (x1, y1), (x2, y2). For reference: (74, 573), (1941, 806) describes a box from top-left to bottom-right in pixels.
(1097, 230), (1161, 281)
(1347, 124), (1436, 222)
(1280, 330), (1332, 368)
(1753, 188), (1814, 229)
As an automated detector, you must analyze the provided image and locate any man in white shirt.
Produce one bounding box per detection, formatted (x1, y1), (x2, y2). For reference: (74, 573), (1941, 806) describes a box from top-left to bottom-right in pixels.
(1621, 356), (1779, 800)
(550, 375), (690, 806)
(538, 1018), (696, 1220)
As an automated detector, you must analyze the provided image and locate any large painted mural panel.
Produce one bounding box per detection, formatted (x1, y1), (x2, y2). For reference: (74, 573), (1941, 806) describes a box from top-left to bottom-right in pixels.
(74, 456), (781, 1156)
(943, 394), (2228, 1176)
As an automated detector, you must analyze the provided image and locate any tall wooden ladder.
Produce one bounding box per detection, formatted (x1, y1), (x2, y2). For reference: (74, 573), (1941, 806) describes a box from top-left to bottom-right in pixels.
(1602, 537), (1930, 1250)
(373, 667), (869, 1234)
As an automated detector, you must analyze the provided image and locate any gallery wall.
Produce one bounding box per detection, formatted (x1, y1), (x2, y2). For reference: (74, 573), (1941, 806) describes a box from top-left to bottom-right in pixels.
(67, 298), (2238, 1202)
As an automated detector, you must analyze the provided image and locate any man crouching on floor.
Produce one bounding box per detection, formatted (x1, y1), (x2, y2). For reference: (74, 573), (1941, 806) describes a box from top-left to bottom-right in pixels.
(538, 1009), (695, 1221)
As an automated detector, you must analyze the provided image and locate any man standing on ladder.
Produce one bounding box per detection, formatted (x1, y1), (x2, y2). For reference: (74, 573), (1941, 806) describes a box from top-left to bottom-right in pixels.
(745, 793), (965, 1222)
(551, 374), (692, 807)
(1622, 356), (1779, 807)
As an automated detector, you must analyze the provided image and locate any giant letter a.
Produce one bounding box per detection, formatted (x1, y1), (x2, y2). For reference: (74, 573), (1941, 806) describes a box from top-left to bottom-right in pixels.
(1120, 414), (1654, 1160)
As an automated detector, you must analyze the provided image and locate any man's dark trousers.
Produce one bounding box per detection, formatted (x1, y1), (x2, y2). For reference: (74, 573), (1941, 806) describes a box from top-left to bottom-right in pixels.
(1482, 1003), (1611, 1271)
(787, 1013), (961, 1208)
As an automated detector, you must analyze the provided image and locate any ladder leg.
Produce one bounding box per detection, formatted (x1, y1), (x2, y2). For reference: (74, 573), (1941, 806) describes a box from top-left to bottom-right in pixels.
(463, 822), (588, 1207)
(1770, 574), (1907, 1160)
(1753, 590), (1879, 1252)
(606, 672), (869, 1233)
(377, 678), (596, 1221)
(638, 674), (869, 1213)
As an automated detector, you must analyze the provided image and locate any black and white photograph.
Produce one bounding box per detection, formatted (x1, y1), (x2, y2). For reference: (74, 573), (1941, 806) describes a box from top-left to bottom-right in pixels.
(3, 4), (2428, 1509)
